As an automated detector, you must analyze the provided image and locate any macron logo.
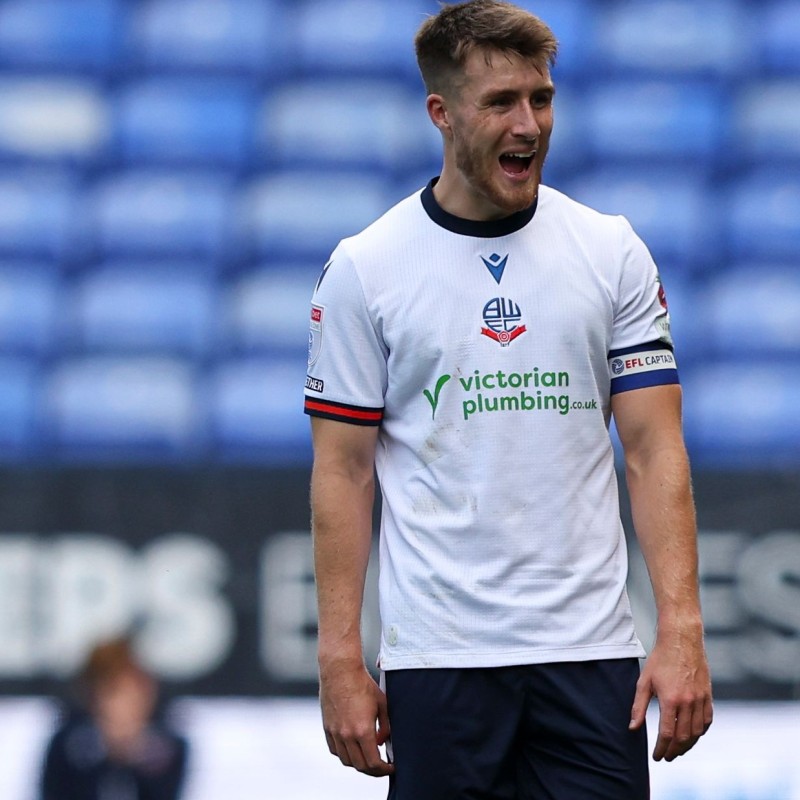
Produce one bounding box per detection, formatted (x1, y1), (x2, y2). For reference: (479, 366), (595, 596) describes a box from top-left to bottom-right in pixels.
(480, 253), (508, 284)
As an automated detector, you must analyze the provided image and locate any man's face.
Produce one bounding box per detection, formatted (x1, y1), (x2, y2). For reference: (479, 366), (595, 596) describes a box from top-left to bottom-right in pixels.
(438, 47), (554, 220)
(92, 668), (157, 757)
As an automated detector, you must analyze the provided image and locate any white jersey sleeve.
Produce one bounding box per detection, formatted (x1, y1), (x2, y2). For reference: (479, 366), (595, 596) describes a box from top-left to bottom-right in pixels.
(304, 244), (387, 425)
(608, 215), (678, 395)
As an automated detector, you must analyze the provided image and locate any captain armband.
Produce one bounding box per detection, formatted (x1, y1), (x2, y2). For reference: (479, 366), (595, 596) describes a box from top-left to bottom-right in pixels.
(608, 342), (679, 395)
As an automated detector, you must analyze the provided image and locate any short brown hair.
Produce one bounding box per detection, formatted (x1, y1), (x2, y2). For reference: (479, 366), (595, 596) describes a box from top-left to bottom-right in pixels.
(80, 636), (146, 689)
(415, 0), (558, 96)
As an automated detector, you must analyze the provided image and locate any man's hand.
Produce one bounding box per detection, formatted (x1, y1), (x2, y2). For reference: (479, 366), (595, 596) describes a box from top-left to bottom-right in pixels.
(629, 626), (713, 762)
(319, 658), (394, 777)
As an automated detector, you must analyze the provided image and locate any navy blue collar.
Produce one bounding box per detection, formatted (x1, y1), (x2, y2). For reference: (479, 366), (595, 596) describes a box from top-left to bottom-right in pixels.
(420, 177), (538, 237)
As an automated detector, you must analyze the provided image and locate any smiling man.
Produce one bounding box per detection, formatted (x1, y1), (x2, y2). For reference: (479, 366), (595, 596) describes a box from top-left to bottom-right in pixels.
(428, 42), (554, 220)
(304, 2), (712, 799)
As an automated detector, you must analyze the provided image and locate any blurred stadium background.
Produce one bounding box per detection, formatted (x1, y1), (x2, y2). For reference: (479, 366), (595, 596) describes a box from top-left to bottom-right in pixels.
(0, 0), (798, 797)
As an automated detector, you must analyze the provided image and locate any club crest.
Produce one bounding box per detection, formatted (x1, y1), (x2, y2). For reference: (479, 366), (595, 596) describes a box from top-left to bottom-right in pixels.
(481, 297), (527, 347)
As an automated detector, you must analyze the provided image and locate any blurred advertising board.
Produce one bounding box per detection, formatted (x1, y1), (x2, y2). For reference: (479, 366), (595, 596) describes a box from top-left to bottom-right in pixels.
(0, 468), (798, 699)
(1, 697), (800, 800)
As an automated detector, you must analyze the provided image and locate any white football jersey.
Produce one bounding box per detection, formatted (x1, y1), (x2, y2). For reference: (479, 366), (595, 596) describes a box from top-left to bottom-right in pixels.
(305, 181), (677, 670)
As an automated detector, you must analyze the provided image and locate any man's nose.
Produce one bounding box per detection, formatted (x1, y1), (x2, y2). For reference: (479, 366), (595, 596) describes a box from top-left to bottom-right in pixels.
(511, 102), (540, 139)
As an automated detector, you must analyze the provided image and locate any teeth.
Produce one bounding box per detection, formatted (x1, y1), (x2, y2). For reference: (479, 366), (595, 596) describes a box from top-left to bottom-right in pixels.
(505, 152), (535, 158)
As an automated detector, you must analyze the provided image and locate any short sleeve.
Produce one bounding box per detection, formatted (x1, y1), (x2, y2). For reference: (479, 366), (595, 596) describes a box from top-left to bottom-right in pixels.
(304, 245), (388, 425)
(608, 216), (679, 395)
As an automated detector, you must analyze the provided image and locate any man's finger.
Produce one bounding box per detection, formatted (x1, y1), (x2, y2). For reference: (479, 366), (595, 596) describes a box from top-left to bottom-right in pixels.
(628, 678), (653, 731)
(348, 738), (394, 777)
(330, 723), (394, 777)
(664, 704), (694, 761)
(703, 696), (714, 732)
(345, 737), (370, 772)
(376, 695), (392, 746)
(324, 731), (337, 756)
(334, 736), (354, 768)
(652, 700), (677, 761)
(690, 697), (708, 739)
(652, 732), (669, 761)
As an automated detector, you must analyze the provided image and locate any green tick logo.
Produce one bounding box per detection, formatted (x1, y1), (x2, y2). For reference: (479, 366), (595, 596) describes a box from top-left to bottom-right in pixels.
(423, 374), (452, 419)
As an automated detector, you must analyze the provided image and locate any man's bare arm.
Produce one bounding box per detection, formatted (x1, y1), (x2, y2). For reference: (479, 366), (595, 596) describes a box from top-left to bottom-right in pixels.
(310, 416), (393, 777)
(613, 384), (713, 762)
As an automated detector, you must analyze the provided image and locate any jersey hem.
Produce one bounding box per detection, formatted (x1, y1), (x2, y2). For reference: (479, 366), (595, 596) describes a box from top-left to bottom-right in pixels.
(377, 642), (646, 671)
(304, 397), (383, 425)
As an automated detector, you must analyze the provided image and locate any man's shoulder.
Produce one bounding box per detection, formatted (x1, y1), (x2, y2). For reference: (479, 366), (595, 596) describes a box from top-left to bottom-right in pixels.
(538, 184), (635, 250)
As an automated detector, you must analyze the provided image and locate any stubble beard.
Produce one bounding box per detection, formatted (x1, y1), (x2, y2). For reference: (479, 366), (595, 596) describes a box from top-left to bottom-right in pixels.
(454, 135), (542, 217)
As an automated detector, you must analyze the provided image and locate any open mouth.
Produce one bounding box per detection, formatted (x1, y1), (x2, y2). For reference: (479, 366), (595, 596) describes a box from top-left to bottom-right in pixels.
(499, 151), (535, 177)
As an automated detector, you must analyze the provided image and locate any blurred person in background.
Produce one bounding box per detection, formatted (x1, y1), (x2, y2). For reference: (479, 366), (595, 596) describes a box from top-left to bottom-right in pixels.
(305, 0), (712, 798)
(39, 636), (188, 800)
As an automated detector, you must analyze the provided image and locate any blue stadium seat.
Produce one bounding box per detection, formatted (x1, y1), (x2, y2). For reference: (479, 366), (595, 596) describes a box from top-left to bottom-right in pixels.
(85, 170), (234, 260)
(735, 80), (800, 164)
(514, 0), (595, 83)
(0, 78), (109, 166)
(389, 170), (441, 209)
(238, 171), (391, 261)
(564, 168), (719, 272)
(0, 264), (60, 356)
(584, 81), (726, 164)
(290, 0), (429, 80)
(0, 357), (40, 460)
(129, 0), (287, 77)
(221, 265), (319, 355)
(657, 273), (701, 367)
(0, 169), (79, 262)
(42, 356), (201, 462)
(113, 78), (256, 167)
(725, 169), (800, 260)
(703, 265), (800, 357)
(0, 0), (122, 73)
(207, 357), (311, 463)
(683, 361), (800, 468)
(593, 0), (749, 79)
(259, 79), (437, 175)
(541, 84), (588, 183)
(760, 1), (800, 73)
(67, 265), (217, 357)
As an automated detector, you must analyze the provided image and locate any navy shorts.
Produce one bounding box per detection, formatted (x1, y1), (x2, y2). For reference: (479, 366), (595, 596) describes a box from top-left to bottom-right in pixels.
(384, 659), (649, 800)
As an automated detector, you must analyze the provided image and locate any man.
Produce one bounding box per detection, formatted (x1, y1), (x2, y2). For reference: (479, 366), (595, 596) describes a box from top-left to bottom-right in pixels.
(40, 637), (188, 800)
(304, 1), (713, 797)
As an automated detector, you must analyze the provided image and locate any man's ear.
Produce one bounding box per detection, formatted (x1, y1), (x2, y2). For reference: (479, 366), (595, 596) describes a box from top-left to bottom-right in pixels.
(426, 94), (451, 136)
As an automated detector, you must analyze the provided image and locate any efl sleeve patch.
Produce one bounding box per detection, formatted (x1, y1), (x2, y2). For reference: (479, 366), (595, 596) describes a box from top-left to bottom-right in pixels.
(304, 397), (384, 426)
(608, 342), (679, 395)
